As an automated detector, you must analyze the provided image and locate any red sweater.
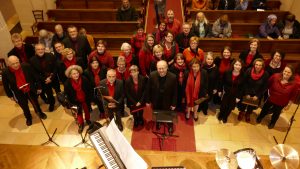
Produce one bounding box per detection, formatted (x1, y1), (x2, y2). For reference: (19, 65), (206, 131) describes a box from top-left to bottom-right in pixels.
(116, 68), (130, 80)
(165, 18), (181, 36)
(268, 73), (298, 106)
(163, 43), (179, 62)
(88, 50), (115, 69)
(131, 33), (146, 54)
(139, 49), (154, 76)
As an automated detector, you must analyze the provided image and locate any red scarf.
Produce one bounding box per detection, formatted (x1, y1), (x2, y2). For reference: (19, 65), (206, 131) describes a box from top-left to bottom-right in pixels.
(246, 53), (254, 67)
(106, 81), (115, 97)
(9, 66), (30, 93)
(185, 71), (201, 107)
(251, 67), (265, 80)
(16, 46), (27, 62)
(155, 29), (166, 43)
(174, 63), (186, 85)
(64, 57), (76, 68)
(120, 52), (132, 67)
(219, 58), (231, 76)
(71, 77), (85, 102)
(92, 67), (101, 86)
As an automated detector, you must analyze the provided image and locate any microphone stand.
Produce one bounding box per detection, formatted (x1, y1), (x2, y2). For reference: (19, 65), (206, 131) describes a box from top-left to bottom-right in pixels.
(95, 86), (111, 126)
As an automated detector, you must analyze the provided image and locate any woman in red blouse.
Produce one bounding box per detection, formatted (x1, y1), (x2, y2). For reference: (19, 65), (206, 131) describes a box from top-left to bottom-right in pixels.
(131, 24), (146, 56)
(139, 34), (156, 76)
(161, 30), (179, 65)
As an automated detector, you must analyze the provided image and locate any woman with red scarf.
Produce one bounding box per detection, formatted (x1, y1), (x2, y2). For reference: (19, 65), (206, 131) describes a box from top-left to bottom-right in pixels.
(57, 48), (84, 83)
(139, 34), (156, 76)
(116, 56), (130, 81)
(257, 65), (298, 129)
(183, 36), (204, 65)
(169, 53), (189, 111)
(185, 59), (208, 121)
(153, 21), (167, 44)
(120, 42), (138, 68)
(150, 44), (165, 73)
(161, 31), (179, 65)
(239, 38), (263, 69)
(64, 65), (92, 133)
(83, 57), (107, 118)
(131, 25), (147, 57)
(238, 58), (269, 122)
(218, 59), (244, 123)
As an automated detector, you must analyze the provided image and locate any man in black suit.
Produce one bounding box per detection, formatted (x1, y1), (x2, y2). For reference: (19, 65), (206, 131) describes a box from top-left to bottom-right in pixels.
(2, 56), (47, 126)
(63, 25), (91, 68)
(30, 44), (59, 112)
(7, 33), (35, 63)
(175, 23), (195, 52)
(146, 60), (177, 131)
(99, 69), (124, 131)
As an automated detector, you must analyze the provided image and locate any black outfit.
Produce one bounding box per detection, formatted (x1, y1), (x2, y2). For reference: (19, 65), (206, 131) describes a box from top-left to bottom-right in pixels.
(191, 22), (211, 38)
(57, 58), (84, 83)
(99, 79), (124, 131)
(116, 6), (138, 21)
(2, 63), (45, 122)
(125, 75), (147, 127)
(218, 70), (244, 123)
(218, 0), (236, 10)
(7, 44), (35, 63)
(62, 35), (91, 68)
(30, 53), (59, 109)
(252, 0), (267, 10)
(82, 67), (107, 114)
(193, 69), (209, 114)
(239, 50), (263, 69)
(175, 32), (195, 52)
(52, 32), (68, 60)
(277, 20), (300, 39)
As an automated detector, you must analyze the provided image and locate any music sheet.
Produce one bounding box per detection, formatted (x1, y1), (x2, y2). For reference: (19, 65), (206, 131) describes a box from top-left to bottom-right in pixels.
(105, 120), (148, 169)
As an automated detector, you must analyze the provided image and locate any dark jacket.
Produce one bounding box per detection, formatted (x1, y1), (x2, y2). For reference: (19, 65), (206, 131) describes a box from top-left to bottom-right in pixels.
(191, 22), (211, 38)
(175, 32), (195, 52)
(252, 0), (267, 10)
(7, 44), (35, 63)
(30, 53), (57, 82)
(146, 71), (177, 110)
(125, 75), (147, 107)
(116, 6), (138, 21)
(277, 20), (300, 39)
(218, 0), (236, 9)
(203, 65), (219, 95)
(99, 79), (124, 112)
(63, 76), (92, 106)
(239, 50), (263, 69)
(83, 67), (107, 89)
(220, 70), (245, 99)
(57, 58), (85, 83)
(2, 63), (41, 98)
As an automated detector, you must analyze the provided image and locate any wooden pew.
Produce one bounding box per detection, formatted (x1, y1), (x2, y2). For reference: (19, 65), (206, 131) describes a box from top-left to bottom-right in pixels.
(186, 10), (289, 23)
(47, 9), (143, 21)
(56, 0), (144, 9)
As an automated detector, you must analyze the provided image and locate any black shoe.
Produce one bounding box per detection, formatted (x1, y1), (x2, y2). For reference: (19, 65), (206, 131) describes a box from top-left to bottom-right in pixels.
(117, 124), (123, 131)
(40, 95), (49, 104)
(217, 115), (222, 121)
(48, 104), (55, 112)
(203, 110), (208, 115)
(86, 120), (91, 125)
(194, 116), (198, 121)
(38, 112), (47, 120)
(256, 117), (262, 124)
(222, 118), (227, 123)
(26, 118), (32, 126)
(268, 123), (275, 129)
(134, 120), (139, 128)
(78, 124), (84, 133)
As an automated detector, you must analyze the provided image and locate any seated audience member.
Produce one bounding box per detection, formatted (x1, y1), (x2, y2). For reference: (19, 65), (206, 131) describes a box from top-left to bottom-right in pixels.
(214, 46), (234, 104)
(3, 56), (47, 126)
(277, 14), (300, 39)
(88, 40), (114, 69)
(116, 0), (138, 21)
(176, 23), (195, 53)
(83, 56), (107, 118)
(185, 59), (208, 121)
(201, 52), (219, 114)
(79, 28), (95, 50)
(150, 44), (165, 73)
(146, 60), (177, 131)
(51, 24), (67, 47)
(139, 34), (155, 76)
(154, 0), (166, 25)
(218, 59), (244, 123)
(7, 33), (34, 63)
(183, 36), (204, 65)
(235, 0), (248, 10)
(57, 48), (84, 83)
(131, 24), (147, 56)
(191, 12), (211, 38)
(161, 31), (179, 65)
(212, 14), (232, 38)
(165, 10), (181, 36)
(115, 56), (130, 81)
(259, 14), (283, 40)
(238, 58), (269, 122)
(265, 50), (286, 76)
(252, 0), (267, 10)
(125, 65), (147, 128)
(100, 69), (124, 131)
(30, 44), (59, 111)
(218, 0), (236, 10)
(257, 65), (298, 129)
(63, 25), (91, 68)
(169, 53), (188, 111)
(120, 42), (138, 67)
(64, 65), (92, 133)
(208, 0), (221, 9)
(192, 0), (208, 9)
(53, 41), (65, 60)
(239, 38), (263, 69)
(153, 21), (167, 44)
(38, 29), (54, 53)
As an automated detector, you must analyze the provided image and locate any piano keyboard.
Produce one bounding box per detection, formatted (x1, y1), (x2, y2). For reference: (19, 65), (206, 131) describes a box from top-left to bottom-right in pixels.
(90, 131), (125, 169)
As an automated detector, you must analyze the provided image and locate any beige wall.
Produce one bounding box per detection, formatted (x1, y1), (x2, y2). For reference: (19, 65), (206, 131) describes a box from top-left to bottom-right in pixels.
(280, 0), (300, 20)
(0, 0), (16, 21)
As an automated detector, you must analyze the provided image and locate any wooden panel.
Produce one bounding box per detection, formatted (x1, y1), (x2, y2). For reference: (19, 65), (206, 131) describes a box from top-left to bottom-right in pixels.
(58, 0), (143, 9)
(186, 10), (289, 23)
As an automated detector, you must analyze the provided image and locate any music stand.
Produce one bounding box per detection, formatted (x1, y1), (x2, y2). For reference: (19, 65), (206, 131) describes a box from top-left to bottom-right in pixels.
(152, 110), (178, 151)
(94, 86), (111, 126)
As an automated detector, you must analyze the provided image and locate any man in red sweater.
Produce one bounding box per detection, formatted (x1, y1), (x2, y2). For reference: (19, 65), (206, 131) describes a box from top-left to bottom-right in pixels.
(88, 40), (115, 69)
(165, 10), (182, 37)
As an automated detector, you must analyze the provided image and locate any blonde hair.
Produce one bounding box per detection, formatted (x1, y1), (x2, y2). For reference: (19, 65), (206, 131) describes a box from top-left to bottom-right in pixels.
(11, 33), (22, 41)
(129, 65), (139, 72)
(117, 56), (126, 64)
(120, 42), (132, 51)
(153, 44), (164, 54)
(61, 48), (75, 59)
(65, 65), (83, 78)
(189, 36), (199, 44)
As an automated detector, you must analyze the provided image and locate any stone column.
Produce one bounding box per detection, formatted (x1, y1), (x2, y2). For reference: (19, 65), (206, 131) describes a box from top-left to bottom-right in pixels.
(0, 11), (13, 60)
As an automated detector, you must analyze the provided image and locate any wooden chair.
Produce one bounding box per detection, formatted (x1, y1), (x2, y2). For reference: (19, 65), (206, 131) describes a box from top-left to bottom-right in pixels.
(31, 10), (44, 35)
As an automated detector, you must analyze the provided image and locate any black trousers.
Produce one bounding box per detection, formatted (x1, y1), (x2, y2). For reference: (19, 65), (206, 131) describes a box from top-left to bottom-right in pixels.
(16, 91), (43, 120)
(219, 93), (237, 121)
(107, 107), (122, 126)
(257, 100), (285, 125)
(42, 83), (55, 105)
